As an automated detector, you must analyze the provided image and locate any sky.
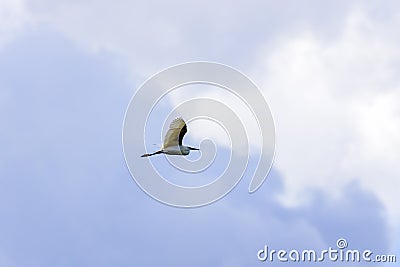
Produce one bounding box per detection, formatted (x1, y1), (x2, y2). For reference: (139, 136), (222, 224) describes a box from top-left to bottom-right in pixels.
(1, 0), (399, 266)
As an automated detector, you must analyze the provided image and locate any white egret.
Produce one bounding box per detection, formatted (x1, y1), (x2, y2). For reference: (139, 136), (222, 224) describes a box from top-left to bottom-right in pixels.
(141, 118), (200, 157)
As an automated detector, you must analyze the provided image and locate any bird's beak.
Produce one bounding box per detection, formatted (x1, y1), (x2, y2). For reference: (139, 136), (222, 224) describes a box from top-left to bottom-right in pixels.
(188, 147), (200, 151)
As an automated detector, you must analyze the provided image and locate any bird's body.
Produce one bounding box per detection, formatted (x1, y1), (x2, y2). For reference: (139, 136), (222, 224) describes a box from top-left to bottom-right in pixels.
(163, 145), (189, 155)
(141, 118), (199, 157)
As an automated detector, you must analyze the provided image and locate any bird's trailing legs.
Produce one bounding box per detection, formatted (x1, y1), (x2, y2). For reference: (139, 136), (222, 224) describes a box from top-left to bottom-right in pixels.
(141, 150), (163, 157)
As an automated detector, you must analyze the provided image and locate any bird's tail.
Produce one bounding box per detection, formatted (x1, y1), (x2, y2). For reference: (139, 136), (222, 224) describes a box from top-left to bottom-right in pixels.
(141, 150), (163, 157)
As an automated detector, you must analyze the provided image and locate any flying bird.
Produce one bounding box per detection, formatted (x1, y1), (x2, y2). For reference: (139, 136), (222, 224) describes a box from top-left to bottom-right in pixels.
(141, 118), (200, 157)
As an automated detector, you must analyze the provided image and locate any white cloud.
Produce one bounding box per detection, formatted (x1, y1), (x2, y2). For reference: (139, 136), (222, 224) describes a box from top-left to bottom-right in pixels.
(23, 0), (358, 80)
(26, 0), (185, 78)
(0, 0), (32, 48)
(167, 84), (263, 153)
(24, 0), (398, 234)
(162, 8), (400, 229)
(254, 10), (400, 225)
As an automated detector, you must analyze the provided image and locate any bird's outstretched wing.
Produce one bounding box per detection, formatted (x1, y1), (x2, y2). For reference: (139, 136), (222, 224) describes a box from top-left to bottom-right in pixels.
(163, 117), (187, 148)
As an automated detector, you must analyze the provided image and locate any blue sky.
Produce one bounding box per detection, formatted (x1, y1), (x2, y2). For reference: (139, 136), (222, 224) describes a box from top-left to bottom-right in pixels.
(1, 0), (399, 266)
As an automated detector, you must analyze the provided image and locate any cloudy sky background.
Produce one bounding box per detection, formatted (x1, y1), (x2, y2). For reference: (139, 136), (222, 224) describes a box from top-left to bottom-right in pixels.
(1, 0), (399, 266)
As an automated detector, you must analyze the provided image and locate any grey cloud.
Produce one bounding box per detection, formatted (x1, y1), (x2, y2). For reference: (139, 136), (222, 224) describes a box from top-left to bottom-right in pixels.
(0, 13), (393, 266)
